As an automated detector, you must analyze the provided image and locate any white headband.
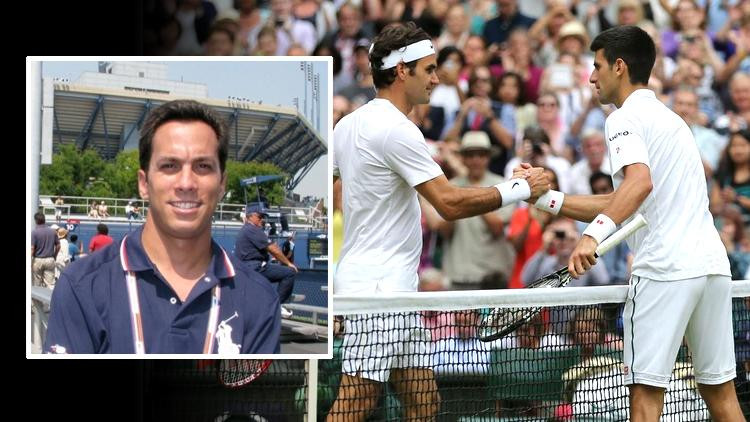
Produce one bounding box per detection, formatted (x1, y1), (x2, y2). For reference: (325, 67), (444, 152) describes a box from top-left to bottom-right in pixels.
(370, 39), (436, 70)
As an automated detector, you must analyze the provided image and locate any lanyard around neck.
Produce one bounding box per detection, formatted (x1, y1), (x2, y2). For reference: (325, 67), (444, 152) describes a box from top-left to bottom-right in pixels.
(121, 235), (221, 354)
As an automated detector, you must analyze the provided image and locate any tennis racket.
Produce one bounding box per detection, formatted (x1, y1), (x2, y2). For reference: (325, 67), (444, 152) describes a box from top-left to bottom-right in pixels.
(217, 359), (272, 388)
(478, 214), (647, 342)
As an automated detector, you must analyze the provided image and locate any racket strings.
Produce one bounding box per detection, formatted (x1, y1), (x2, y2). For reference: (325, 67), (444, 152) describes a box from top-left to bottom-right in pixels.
(218, 359), (264, 387)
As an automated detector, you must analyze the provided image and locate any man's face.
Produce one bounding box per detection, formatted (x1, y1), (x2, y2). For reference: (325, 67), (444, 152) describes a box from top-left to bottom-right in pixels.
(247, 212), (265, 227)
(338, 5), (361, 38)
(673, 90), (699, 122)
(590, 49), (618, 105)
(462, 36), (486, 66)
(404, 55), (439, 106)
(581, 133), (606, 167)
(445, 6), (467, 34)
(138, 120), (225, 241)
(559, 36), (584, 55)
(461, 149), (490, 179)
(497, 0), (516, 16)
(731, 75), (750, 112)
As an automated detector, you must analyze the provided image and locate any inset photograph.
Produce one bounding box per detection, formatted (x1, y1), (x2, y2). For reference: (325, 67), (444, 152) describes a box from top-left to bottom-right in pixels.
(27, 58), (330, 356)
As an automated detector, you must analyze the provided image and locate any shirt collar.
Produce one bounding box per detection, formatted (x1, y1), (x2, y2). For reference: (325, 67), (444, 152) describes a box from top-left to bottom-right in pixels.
(119, 225), (236, 279)
(622, 88), (655, 108)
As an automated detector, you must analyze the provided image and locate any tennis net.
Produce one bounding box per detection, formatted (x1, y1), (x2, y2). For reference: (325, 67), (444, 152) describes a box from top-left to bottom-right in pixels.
(324, 281), (750, 421)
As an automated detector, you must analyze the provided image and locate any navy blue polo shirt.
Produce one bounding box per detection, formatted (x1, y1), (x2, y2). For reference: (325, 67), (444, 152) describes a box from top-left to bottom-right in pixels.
(44, 225), (281, 354)
(234, 223), (272, 263)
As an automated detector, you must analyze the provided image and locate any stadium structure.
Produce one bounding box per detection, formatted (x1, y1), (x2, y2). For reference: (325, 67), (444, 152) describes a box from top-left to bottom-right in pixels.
(45, 61), (327, 191)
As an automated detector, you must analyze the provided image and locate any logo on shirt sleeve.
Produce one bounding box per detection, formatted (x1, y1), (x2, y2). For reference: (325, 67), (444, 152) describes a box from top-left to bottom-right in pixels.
(608, 131), (629, 142)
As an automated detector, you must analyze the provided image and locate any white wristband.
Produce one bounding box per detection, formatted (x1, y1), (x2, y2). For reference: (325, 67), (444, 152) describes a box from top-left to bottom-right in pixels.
(495, 179), (531, 206)
(534, 189), (565, 215)
(582, 213), (617, 245)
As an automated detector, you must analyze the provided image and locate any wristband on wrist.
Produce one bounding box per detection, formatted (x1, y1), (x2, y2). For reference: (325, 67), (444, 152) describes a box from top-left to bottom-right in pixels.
(582, 213), (617, 245)
(495, 179), (531, 206)
(534, 189), (565, 215)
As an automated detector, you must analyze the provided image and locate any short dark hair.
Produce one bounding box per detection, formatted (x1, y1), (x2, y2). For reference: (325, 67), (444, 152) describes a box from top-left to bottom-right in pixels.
(97, 223), (109, 235)
(590, 25), (655, 85)
(34, 212), (45, 225)
(589, 171), (613, 191)
(369, 22), (431, 89)
(523, 126), (551, 146)
(494, 71), (525, 106)
(139, 100), (228, 173)
(437, 45), (464, 68)
(70, 234), (78, 243)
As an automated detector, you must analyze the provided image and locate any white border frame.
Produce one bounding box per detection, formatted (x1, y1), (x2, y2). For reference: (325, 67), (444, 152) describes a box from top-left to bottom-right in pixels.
(26, 56), (334, 359)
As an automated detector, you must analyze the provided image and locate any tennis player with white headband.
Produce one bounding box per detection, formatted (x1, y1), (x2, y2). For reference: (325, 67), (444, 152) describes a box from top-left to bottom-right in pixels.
(329, 22), (550, 421)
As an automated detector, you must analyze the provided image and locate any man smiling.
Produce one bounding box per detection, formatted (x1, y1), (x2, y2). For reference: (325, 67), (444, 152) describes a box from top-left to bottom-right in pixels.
(44, 100), (280, 354)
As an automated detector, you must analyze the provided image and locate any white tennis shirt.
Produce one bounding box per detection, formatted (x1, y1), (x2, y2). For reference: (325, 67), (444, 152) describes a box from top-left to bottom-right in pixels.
(606, 89), (729, 280)
(333, 98), (444, 294)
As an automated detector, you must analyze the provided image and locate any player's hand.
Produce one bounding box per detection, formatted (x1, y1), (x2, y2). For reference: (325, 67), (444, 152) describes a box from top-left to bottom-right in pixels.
(568, 235), (598, 279)
(512, 162), (534, 179)
(526, 167), (551, 202)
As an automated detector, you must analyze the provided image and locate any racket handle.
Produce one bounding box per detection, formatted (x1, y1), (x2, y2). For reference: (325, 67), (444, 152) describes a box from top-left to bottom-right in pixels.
(595, 214), (647, 257)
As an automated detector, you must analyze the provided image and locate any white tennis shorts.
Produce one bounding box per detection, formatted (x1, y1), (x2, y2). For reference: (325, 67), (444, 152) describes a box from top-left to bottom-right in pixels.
(341, 312), (433, 382)
(623, 274), (736, 388)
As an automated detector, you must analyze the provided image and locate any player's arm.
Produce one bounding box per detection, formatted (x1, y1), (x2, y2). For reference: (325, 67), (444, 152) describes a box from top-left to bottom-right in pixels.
(598, 163), (652, 223)
(567, 164), (652, 278)
(556, 164), (651, 223)
(268, 242), (298, 272)
(415, 170), (549, 221)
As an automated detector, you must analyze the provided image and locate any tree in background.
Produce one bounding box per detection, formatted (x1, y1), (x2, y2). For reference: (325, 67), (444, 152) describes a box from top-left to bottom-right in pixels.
(40, 144), (287, 205)
(40, 144), (109, 198)
(224, 160), (287, 205)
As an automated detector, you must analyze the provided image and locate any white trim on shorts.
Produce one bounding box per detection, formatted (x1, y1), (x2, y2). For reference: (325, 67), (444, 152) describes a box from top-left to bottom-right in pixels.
(623, 274), (736, 388)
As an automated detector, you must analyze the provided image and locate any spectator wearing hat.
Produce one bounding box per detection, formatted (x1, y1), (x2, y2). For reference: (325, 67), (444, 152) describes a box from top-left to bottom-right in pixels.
(55, 227), (70, 281)
(437, 131), (516, 291)
(31, 212), (59, 288)
(235, 204), (298, 318)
